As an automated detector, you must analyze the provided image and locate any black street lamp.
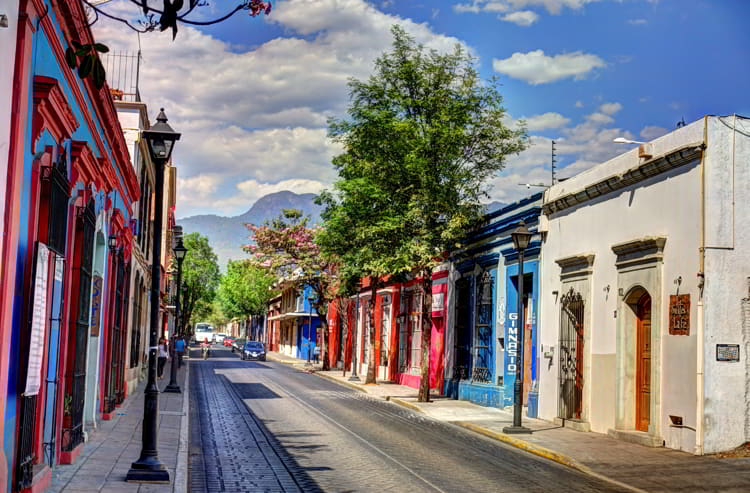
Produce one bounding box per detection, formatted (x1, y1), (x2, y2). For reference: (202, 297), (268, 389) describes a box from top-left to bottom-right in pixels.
(127, 109), (180, 483)
(164, 235), (187, 393)
(504, 220), (533, 435)
(348, 296), (360, 382)
(307, 294), (315, 365)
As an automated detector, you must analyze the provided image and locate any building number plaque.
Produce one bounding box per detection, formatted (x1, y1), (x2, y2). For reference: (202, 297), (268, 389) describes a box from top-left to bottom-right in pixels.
(669, 294), (690, 335)
(716, 344), (740, 362)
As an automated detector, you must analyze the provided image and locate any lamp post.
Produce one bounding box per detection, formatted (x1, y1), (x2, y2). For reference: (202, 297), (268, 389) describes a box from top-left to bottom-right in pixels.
(307, 294), (314, 365)
(164, 235), (187, 393)
(349, 296), (360, 382)
(503, 220), (533, 435)
(127, 109), (180, 483)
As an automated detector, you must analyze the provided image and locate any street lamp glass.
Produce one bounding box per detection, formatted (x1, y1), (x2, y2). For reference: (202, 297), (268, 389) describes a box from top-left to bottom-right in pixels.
(108, 234), (117, 250)
(143, 108), (181, 163)
(511, 220), (532, 251)
(173, 237), (188, 260)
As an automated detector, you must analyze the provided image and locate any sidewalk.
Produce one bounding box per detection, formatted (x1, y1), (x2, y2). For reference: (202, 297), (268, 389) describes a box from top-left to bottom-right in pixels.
(48, 360), (190, 493)
(267, 353), (750, 492)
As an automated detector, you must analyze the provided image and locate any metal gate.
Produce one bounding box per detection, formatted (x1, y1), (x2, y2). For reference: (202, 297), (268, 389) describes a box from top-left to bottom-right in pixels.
(472, 271), (493, 384)
(453, 278), (471, 381)
(559, 287), (584, 420)
(104, 250), (125, 413)
(62, 200), (95, 452)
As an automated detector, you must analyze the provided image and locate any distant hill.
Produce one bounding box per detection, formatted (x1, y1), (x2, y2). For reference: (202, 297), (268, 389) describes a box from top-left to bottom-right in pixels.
(178, 191), (323, 271)
(486, 201), (507, 214)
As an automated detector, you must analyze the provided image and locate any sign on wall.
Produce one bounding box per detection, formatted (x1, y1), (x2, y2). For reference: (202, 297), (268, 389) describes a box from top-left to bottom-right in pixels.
(431, 292), (444, 312)
(669, 294), (690, 335)
(90, 275), (103, 337)
(716, 344), (740, 362)
(25, 243), (50, 396)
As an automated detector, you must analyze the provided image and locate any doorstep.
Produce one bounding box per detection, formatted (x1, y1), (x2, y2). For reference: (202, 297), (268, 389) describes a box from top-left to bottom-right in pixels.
(553, 417), (591, 432)
(608, 428), (663, 447)
(21, 464), (51, 493)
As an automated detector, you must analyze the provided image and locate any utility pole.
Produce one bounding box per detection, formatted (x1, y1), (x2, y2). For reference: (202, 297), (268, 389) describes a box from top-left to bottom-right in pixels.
(551, 140), (557, 186)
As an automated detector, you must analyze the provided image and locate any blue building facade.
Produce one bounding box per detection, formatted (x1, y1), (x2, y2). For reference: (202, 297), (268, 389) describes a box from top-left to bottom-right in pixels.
(444, 194), (542, 414)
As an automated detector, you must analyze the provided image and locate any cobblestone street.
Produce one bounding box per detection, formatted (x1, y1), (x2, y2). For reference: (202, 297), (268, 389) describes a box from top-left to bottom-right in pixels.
(188, 347), (625, 493)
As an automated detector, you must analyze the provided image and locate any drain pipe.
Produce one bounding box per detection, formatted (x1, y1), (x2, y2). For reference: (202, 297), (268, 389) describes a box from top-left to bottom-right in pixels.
(695, 116), (708, 455)
(743, 278), (750, 443)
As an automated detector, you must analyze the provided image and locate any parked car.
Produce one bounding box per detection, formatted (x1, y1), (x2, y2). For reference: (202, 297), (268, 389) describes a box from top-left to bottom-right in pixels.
(242, 341), (266, 361)
(215, 333), (227, 343)
(232, 338), (246, 353)
(223, 337), (234, 347)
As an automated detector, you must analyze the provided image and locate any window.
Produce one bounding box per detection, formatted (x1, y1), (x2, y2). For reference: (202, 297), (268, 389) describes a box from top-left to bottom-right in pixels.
(130, 276), (142, 368)
(398, 293), (410, 372)
(380, 297), (391, 366)
(362, 300), (371, 363)
(472, 270), (495, 384)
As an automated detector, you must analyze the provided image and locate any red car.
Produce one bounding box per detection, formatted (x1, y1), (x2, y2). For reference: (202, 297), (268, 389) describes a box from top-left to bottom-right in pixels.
(223, 337), (234, 347)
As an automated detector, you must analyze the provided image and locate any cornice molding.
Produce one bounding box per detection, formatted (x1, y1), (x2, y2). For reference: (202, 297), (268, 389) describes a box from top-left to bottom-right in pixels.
(612, 237), (666, 270)
(70, 140), (100, 190)
(32, 76), (79, 151)
(543, 143), (704, 215)
(556, 253), (595, 280)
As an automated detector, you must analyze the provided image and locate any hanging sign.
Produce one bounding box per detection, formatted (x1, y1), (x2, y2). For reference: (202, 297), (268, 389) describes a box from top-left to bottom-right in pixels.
(669, 294), (690, 335)
(90, 275), (103, 337)
(25, 243), (50, 396)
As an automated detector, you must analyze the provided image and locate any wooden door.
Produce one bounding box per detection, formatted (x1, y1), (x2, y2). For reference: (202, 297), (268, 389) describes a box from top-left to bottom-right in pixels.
(636, 293), (652, 432)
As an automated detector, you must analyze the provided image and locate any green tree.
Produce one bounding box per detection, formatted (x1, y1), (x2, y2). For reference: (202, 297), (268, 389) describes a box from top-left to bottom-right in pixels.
(246, 210), (338, 370)
(324, 26), (527, 399)
(218, 260), (277, 325)
(180, 232), (221, 336)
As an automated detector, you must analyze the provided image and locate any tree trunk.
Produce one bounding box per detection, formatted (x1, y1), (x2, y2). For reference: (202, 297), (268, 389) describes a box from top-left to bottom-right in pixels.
(319, 303), (330, 371)
(418, 268), (433, 402)
(365, 278), (378, 384)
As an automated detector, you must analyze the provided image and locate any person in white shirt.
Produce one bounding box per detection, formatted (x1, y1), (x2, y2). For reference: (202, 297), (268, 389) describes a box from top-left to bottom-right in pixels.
(157, 337), (169, 379)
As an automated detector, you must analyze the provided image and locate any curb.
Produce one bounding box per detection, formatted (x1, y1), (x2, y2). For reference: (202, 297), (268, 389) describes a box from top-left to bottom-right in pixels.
(313, 371), (367, 392)
(173, 363), (190, 493)
(386, 397), (424, 414)
(452, 421), (647, 493)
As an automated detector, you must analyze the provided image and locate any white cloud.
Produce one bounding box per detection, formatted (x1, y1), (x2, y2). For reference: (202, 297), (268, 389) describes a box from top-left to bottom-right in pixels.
(93, 0), (466, 217)
(493, 49), (606, 84)
(575, 100), (584, 108)
(520, 112), (571, 130)
(455, 0), (600, 15)
(501, 10), (540, 26)
(640, 125), (668, 140)
(627, 18), (648, 25)
(586, 112), (614, 124)
(598, 102), (622, 115)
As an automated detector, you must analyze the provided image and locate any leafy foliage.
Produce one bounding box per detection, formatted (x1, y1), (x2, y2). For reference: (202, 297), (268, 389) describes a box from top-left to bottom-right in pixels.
(246, 209), (338, 369)
(321, 26), (528, 395)
(180, 233), (221, 331)
(79, 1), (271, 86)
(218, 260), (277, 320)
(65, 40), (108, 89)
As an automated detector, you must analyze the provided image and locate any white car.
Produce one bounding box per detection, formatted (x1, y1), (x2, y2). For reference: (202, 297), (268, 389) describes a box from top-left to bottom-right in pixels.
(215, 333), (227, 343)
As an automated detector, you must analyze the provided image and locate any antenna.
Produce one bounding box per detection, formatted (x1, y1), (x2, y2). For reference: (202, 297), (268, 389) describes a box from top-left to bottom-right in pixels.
(551, 140), (557, 185)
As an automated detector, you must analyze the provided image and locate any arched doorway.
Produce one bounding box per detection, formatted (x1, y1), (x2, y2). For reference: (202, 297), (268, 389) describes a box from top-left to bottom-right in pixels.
(635, 292), (652, 432)
(623, 286), (652, 433)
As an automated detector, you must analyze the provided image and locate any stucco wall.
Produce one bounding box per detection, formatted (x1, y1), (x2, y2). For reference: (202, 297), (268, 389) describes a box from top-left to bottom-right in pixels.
(702, 116), (750, 453)
(539, 121), (704, 453)
(0, 0), (19, 248)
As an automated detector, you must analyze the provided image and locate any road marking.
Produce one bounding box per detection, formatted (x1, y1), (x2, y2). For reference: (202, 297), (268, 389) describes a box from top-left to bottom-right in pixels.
(253, 375), (448, 493)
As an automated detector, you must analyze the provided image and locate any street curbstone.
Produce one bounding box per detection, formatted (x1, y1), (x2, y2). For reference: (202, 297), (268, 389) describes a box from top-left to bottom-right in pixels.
(174, 362), (190, 493)
(452, 421), (647, 493)
(312, 371), (367, 393)
(387, 397), (425, 414)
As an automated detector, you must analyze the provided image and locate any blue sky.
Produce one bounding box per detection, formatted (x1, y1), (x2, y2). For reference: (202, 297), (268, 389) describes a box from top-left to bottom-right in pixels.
(93, 0), (750, 218)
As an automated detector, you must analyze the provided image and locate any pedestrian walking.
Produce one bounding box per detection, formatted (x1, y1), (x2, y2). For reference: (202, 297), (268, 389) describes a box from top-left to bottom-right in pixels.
(158, 337), (169, 379)
(176, 336), (186, 368)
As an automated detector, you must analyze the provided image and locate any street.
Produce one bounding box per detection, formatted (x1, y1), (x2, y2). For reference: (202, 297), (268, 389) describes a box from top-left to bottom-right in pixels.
(187, 347), (625, 493)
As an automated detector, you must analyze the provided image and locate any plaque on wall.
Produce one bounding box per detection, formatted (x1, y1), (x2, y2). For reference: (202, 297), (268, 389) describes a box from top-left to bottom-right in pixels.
(669, 294), (690, 335)
(716, 344), (740, 362)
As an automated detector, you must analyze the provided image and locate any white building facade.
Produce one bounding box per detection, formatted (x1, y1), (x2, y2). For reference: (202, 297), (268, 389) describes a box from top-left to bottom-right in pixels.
(538, 115), (750, 454)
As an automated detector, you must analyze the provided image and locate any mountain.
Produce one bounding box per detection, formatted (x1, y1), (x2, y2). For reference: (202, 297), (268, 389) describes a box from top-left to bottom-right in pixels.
(486, 201), (507, 214)
(178, 191), (324, 271)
